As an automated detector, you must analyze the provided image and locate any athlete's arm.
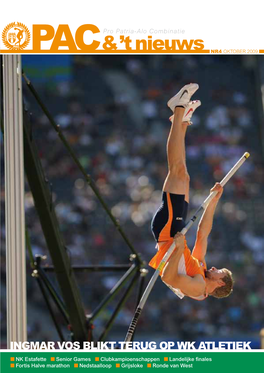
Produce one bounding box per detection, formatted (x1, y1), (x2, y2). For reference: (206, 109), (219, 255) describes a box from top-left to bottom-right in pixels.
(192, 183), (223, 262)
(161, 233), (205, 297)
(163, 272), (205, 297)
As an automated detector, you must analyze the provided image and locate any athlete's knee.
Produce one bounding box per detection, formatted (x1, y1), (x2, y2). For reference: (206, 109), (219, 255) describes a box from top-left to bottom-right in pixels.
(169, 162), (189, 181)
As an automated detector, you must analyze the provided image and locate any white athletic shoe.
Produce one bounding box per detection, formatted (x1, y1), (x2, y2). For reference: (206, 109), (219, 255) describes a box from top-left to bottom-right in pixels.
(169, 100), (201, 125)
(167, 83), (199, 111)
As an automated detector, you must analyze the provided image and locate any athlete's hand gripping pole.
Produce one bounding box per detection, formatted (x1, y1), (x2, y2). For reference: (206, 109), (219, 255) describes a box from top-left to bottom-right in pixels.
(124, 152), (250, 343)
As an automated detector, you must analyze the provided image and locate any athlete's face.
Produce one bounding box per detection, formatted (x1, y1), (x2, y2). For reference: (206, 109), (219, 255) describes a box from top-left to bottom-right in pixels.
(206, 267), (225, 281)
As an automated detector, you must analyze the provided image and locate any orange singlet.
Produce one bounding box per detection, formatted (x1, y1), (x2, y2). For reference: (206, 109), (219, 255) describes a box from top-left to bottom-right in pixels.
(149, 239), (207, 300)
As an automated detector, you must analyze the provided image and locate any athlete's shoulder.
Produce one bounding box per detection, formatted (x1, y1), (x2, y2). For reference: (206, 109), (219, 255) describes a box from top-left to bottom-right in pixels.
(176, 273), (205, 298)
(192, 273), (206, 286)
(188, 274), (206, 296)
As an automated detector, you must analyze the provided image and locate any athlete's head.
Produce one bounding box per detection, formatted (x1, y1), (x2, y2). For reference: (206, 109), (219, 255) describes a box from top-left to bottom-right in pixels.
(206, 267), (233, 298)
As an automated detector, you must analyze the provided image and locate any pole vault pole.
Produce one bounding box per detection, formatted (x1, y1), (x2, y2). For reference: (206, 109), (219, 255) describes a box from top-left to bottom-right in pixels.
(3, 55), (27, 347)
(124, 152), (250, 343)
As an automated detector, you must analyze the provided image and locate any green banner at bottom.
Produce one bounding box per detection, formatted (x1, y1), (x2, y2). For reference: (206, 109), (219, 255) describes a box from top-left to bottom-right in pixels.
(1, 352), (264, 372)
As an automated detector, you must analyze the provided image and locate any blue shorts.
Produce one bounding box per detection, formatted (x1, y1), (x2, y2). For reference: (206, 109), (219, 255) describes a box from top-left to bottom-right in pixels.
(151, 192), (188, 242)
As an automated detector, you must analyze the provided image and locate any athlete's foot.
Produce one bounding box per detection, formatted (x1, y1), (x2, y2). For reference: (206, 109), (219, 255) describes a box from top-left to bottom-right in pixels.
(167, 83), (199, 111)
(169, 100), (201, 125)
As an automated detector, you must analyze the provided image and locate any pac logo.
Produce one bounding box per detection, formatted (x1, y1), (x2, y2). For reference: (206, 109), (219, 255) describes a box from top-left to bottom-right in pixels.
(2, 22), (30, 50)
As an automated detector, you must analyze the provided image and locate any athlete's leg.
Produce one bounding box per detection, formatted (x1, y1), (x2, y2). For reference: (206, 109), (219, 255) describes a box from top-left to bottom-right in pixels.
(151, 85), (200, 244)
(163, 108), (190, 202)
(163, 83), (200, 202)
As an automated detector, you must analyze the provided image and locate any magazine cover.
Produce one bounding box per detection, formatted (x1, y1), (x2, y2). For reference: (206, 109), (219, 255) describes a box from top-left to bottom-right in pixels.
(1, 1), (264, 371)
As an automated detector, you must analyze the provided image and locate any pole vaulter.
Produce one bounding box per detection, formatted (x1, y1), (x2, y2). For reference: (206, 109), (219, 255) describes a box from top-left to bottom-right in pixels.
(125, 83), (250, 342)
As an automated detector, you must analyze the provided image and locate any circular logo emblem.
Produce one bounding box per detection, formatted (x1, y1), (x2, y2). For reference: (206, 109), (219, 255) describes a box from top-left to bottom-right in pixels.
(2, 22), (30, 50)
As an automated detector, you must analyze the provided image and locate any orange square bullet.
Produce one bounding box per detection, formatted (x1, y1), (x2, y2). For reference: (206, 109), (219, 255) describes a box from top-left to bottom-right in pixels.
(51, 357), (55, 362)
(116, 363), (120, 368)
(10, 364), (15, 368)
(147, 363), (151, 368)
(95, 357), (99, 361)
(74, 363), (78, 368)
(164, 357), (168, 361)
(10, 357), (15, 361)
